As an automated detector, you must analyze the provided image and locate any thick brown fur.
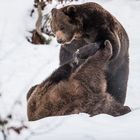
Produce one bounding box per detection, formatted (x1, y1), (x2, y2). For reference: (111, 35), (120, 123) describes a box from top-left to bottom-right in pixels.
(50, 2), (129, 104)
(27, 40), (130, 121)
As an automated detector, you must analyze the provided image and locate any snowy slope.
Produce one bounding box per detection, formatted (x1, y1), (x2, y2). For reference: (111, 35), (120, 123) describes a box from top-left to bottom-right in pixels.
(0, 0), (140, 139)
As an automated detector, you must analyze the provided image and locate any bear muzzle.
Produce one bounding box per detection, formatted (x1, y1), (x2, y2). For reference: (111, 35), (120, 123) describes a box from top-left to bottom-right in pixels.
(55, 31), (67, 44)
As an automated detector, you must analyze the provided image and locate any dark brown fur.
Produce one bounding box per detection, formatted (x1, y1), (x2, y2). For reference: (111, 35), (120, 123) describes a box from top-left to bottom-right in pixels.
(27, 40), (130, 121)
(50, 2), (129, 104)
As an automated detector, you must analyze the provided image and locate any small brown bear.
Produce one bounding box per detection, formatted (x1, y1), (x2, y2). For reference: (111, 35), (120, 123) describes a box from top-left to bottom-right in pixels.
(50, 2), (129, 104)
(27, 40), (130, 121)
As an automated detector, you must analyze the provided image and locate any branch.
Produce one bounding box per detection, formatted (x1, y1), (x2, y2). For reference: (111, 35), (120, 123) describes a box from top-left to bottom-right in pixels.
(36, 1), (44, 37)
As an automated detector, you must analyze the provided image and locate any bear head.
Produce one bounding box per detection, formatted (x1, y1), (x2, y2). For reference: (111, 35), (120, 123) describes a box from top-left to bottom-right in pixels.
(50, 5), (83, 44)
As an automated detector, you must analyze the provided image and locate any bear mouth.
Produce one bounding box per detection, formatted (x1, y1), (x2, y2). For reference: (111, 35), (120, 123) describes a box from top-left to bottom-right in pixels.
(59, 38), (74, 45)
(63, 40), (74, 45)
(62, 34), (82, 45)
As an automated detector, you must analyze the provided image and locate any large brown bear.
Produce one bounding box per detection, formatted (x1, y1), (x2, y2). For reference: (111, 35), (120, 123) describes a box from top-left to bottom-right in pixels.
(50, 2), (129, 104)
(27, 40), (130, 121)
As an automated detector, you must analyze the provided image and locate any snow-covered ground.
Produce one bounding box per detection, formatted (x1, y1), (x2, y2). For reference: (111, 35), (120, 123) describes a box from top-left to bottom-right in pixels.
(0, 0), (140, 139)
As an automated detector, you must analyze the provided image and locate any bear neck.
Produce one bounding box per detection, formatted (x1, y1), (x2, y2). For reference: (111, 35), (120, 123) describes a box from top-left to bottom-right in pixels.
(76, 7), (111, 43)
(76, 9), (100, 43)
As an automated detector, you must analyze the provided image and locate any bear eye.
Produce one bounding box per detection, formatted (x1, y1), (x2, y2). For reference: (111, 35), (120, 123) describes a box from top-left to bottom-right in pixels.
(60, 25), (64, 30)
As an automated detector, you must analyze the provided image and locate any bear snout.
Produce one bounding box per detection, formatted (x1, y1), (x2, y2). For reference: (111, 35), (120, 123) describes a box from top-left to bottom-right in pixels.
(56, 31), (66, 44)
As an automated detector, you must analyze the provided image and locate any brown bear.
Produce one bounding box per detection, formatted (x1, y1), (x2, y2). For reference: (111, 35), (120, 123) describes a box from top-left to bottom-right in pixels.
(27, 40), (130, 121)
(26, 41), (102, 101)
(50, 2), (129, 104)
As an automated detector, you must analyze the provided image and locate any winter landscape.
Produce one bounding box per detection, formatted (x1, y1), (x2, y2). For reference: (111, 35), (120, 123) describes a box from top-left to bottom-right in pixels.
(0, 0), (140, 139)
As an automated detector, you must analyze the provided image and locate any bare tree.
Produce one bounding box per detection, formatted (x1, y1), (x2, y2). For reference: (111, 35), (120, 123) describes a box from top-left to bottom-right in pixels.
(31, 0), (51, 44)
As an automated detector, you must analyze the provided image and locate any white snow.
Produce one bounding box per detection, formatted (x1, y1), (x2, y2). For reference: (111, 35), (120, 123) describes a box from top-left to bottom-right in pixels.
(0, 0), (140, 140)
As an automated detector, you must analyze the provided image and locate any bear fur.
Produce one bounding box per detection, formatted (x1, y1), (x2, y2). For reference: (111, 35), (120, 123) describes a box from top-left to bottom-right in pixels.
(51, 2), (129, 104)
(26, 41), (101, 101)
(27, 40), (130, 121)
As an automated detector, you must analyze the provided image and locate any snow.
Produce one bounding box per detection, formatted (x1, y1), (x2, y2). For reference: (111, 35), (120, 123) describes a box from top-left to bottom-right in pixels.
(0, 0), (140, 139)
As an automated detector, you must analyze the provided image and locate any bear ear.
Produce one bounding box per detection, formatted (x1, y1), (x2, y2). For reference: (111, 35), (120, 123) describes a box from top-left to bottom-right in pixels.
(103, 40), (113, 60)
(51, 8), (57, 16)
(65, 6), (77, 17)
